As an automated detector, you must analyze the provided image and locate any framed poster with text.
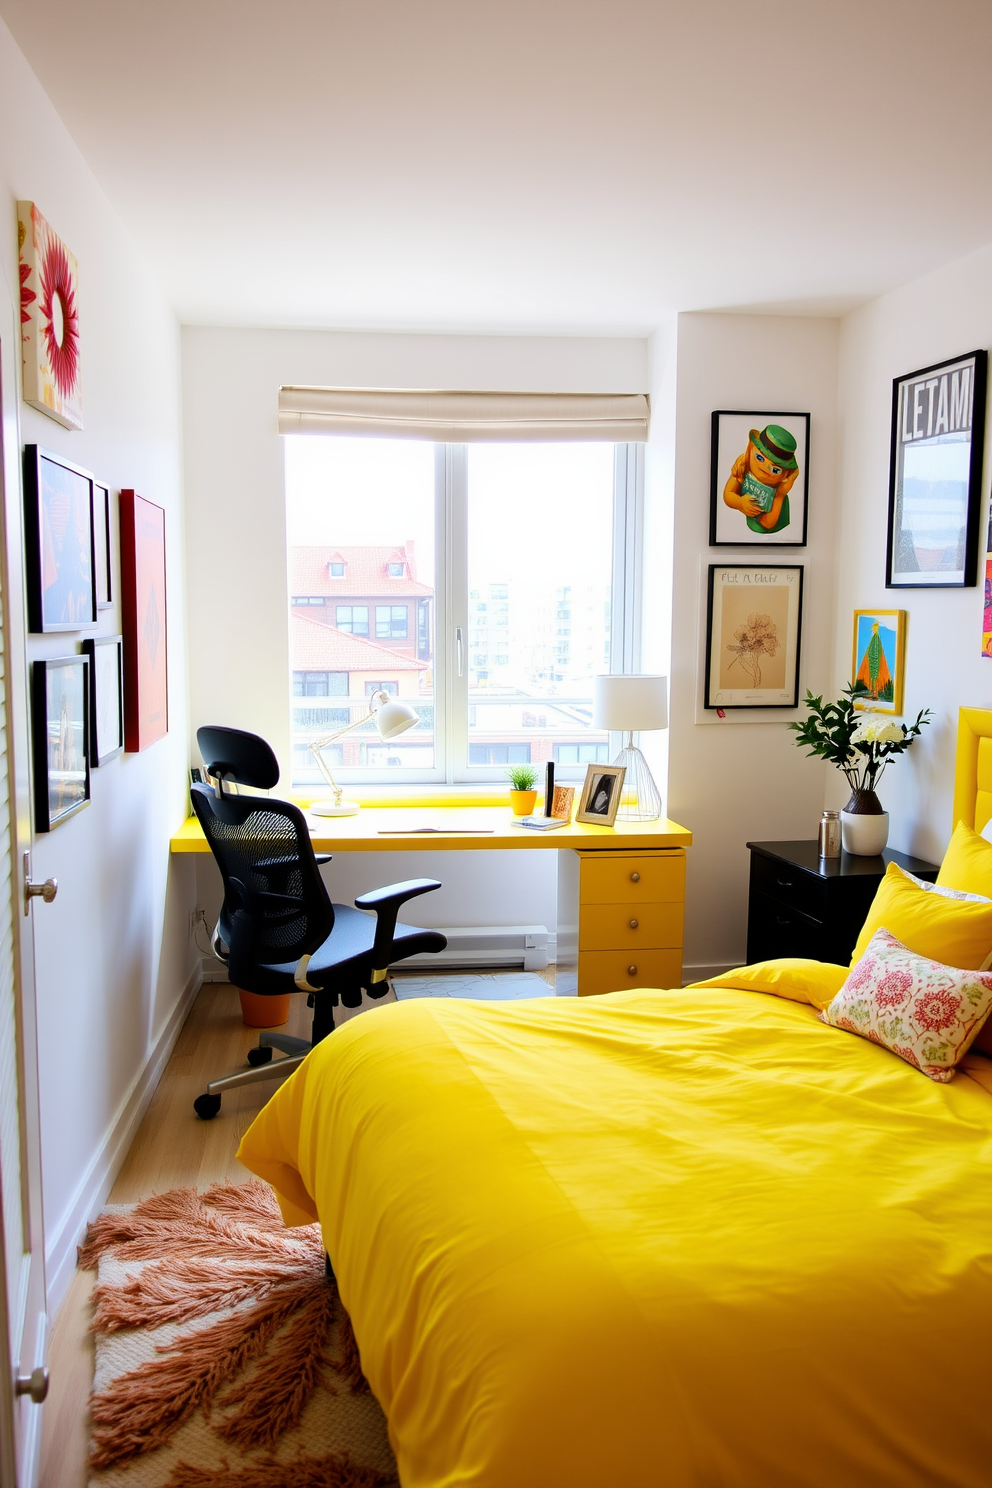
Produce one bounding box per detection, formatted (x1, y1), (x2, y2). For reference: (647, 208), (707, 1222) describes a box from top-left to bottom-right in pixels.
(704, 564), (804, 709)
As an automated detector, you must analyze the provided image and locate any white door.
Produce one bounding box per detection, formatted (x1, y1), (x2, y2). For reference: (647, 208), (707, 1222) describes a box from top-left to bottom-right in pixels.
(0, 268), (51, 1485)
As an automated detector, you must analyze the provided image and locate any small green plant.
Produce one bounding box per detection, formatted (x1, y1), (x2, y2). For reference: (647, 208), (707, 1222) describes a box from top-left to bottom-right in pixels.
(506, 764), (539, 792)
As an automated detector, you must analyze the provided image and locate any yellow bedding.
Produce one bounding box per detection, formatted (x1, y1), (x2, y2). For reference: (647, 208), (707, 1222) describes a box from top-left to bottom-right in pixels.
(238, 985), (992, 1487)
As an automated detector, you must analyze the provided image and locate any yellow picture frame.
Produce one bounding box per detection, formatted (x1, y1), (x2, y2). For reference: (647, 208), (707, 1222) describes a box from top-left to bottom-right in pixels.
(851, 609), (906, 715)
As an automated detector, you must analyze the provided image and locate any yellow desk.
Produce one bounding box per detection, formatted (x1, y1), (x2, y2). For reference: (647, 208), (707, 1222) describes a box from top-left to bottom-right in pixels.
(171, 805), (692, 995)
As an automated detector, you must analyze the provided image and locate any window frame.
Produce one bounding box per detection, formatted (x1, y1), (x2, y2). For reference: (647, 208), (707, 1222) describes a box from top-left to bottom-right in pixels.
(288, 441), (643, 786)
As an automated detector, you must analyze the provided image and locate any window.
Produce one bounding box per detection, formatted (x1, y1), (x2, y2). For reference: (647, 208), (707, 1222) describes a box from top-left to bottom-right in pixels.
(292, 595), (324, 606)
(376, 605), (408, 639)
(336, 605), (369, 635)
(284, 436), (641, 786)
(329, 562), (345, 576)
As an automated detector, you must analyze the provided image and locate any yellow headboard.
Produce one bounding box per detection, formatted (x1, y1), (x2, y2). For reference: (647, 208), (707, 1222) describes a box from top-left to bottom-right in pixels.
(953, 707), (992, 833)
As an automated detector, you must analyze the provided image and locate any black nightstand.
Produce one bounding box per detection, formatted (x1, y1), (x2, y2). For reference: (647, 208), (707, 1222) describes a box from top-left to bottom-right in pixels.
(745, 841), (940, 966)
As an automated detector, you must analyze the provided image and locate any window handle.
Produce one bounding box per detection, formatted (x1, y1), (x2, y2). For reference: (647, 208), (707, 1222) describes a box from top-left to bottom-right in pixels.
(455, 627), (464, 678)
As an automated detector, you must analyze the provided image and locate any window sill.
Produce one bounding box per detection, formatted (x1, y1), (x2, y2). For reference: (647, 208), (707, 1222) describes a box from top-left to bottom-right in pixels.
(289, 784), (513, 809)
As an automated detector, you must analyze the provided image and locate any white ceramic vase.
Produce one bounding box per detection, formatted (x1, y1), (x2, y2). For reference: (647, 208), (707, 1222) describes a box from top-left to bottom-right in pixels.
(840, 808), (889, 856)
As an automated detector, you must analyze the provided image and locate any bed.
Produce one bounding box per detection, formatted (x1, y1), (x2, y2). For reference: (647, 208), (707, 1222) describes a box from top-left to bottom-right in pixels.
(238, 711), (992, 1488)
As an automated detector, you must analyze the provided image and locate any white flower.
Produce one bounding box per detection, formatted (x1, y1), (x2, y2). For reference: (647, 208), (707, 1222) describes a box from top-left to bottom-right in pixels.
(852, 715), (904, 745)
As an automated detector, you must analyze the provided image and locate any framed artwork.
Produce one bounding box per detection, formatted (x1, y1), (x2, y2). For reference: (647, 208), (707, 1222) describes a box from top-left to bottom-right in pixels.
(575, 763), (625, 826)
(23, 445), (97, 632)
(705, 564), (804, 709)
(983, 504), (992, 659)
(82, 635), (124, 764)
(120, 490), (168, 751)
(17, 201), (82, 430)
(886, 350), (987, 588)
(709, 411), (810, 547)
(31, 655), (90, 831)
(851, 610), (906, 716)
(93, 481), (113, 608)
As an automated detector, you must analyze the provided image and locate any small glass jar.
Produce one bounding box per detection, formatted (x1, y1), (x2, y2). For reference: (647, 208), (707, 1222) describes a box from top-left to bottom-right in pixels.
(818, 809), (841, 859)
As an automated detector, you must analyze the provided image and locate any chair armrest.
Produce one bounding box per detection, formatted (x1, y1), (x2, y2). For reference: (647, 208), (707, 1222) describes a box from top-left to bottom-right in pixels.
(354, 878), (441, 973)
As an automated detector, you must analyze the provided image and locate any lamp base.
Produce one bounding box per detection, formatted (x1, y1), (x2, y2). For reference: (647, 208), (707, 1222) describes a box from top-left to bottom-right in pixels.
(309, 799), (361, 817)
(612, 744), (662, 821)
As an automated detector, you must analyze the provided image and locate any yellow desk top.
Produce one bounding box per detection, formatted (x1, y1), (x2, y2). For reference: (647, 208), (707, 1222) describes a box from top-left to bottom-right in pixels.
(170, 804), (692, 854)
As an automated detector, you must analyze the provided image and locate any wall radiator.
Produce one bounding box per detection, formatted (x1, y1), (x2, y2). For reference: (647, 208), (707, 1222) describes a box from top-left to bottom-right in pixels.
(202, 924), (552, 982)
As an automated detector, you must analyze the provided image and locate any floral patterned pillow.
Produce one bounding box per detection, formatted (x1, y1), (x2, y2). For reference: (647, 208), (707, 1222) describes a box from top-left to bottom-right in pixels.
(821, 927), (992, 1082)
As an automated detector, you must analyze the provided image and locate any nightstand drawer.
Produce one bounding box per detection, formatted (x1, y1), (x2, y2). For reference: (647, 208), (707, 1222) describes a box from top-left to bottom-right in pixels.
(749, 852), (826, 919)
(578, 948), (683, 996)
(746, 889), (825, 963)
(578, 902), (683, 952)
(579, 852), (685, 906)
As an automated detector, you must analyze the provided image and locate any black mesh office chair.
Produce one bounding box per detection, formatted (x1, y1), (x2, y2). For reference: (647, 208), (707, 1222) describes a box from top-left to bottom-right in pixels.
(191, 726), (446, 1119)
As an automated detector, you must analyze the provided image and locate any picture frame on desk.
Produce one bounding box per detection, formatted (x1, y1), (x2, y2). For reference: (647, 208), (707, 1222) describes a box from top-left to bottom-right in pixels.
(31, 654), (90, 831)
(575, 764), (625, 826)
(23, 445), (97, 632)
(82, 635), (124, 765)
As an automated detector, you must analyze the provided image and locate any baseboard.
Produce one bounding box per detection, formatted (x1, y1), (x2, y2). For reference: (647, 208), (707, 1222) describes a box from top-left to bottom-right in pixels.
(44, 962), (203, 1316)
(682, 962), (737, 985)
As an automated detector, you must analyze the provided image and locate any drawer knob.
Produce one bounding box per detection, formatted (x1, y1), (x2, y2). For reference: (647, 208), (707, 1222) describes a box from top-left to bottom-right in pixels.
(776, 878), (793, 888)
(627, 964), (638, 976)
(630, 872), (641, 883)
(629, 918), (639, 929)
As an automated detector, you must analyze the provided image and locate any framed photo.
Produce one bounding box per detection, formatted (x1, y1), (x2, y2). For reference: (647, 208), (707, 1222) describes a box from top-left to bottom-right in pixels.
(82, 635), (124, 764)
(120, 490), (168, 751)
(886, 350), (987, 588)
(851, 610), (906, 716)
(31, 655), (90, 831)
(705, 564), (804, 709)
(17, 201), (83, 431)
(93, 481), (113, 608)
(710, 411), (810, 547)
(575, 763), (625, 826)
(23, 445), (96, 632)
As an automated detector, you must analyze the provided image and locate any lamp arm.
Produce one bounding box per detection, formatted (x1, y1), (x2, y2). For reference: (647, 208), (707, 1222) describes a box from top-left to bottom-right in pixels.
(309, 697), (387, 804)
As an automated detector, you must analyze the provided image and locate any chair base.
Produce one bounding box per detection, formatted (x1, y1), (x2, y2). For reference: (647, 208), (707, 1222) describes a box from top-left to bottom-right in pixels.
(194, 1031), (313, 1119)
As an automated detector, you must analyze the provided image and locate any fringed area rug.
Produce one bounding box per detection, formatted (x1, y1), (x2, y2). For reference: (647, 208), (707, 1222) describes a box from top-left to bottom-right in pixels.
(79, 1181), (398, 1488)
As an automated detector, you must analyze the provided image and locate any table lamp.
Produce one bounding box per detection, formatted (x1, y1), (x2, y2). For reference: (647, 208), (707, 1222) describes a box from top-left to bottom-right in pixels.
(310, 689), (420, 816)
(593, 674), (668, 821)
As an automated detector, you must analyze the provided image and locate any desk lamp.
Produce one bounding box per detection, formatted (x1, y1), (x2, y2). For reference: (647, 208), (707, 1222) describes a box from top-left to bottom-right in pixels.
(310, 689), (420, 816)
(594, 674), (668, 821)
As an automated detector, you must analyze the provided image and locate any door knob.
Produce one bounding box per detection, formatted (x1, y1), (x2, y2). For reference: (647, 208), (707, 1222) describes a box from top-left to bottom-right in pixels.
(24, 876), (57, 915)
(15, 1366), (49, 1403)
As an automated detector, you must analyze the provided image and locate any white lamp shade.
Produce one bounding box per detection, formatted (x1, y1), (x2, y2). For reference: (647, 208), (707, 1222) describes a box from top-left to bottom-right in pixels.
(374, 695), (420, 739)
(594, 674), (668, 732)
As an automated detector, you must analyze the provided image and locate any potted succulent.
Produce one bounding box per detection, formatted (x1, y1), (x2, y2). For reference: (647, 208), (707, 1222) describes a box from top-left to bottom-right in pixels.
(789, 687), (931, 855)
(507, 764), (539, 816)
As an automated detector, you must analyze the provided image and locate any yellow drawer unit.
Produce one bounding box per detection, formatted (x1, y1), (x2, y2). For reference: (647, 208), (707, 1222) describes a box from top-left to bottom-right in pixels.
(575, 848), (686, 995)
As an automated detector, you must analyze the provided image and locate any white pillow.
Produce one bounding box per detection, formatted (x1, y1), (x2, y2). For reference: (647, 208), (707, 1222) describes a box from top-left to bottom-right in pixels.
(902, 868), (990, 904)
(981, 817), (992, 846)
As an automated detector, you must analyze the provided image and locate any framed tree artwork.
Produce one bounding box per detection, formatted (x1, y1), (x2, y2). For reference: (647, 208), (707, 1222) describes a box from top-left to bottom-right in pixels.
(704, 564), (804, 709)
(120, 490), (168, 751)
(23, 445), (97, 632)
(31, 654), (90, 831)
(886, 350), (987, 588)
(82, 635), (124, 764)
(850, 609), (906, 716)
(710, 411), (810, 547)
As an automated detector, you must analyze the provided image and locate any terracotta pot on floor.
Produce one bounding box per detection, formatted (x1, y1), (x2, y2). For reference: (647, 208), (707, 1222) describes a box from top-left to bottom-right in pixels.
(238, 988), (290, 1028)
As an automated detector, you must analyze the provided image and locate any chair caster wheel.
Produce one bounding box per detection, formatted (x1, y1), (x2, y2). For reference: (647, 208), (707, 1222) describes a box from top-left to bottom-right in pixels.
(247, 1045), (274, 1067)
(194, 1093), (221, 1120)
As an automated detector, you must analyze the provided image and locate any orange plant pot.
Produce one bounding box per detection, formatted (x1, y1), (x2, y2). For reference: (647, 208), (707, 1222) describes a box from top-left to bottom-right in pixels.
(510, 789), (538, 816)
(238, 988), (291, 1028)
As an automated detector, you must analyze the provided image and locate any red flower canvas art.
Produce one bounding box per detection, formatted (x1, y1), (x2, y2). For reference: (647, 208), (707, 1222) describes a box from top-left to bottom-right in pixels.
(17, 201), (82, 430)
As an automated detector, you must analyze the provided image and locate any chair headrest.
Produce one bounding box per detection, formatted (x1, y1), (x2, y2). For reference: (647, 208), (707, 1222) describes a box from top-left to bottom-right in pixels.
(196, 726), (279, 790)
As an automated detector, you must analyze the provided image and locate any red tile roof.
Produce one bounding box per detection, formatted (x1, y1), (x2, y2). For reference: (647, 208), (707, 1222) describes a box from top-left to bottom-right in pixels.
(292, 612), (428, 672)
(289, 544), (432, 597)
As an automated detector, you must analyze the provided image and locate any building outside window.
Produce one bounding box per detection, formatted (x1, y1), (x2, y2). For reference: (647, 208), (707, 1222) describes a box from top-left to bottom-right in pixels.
(376, 605), (408, 639)
(336, 605), (369, 635)
(365, 680), (399, 697)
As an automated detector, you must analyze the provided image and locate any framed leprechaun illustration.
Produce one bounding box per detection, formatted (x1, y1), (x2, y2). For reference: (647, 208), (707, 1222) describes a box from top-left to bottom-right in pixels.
(709, 410), (810, 547)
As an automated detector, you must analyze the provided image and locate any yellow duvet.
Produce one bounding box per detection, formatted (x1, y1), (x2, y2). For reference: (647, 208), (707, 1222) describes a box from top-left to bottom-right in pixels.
(239, 984), (992, 1488)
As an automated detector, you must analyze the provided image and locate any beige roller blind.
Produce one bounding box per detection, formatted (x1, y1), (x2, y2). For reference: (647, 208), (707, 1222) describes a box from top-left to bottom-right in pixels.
(278, 386), (650, 442)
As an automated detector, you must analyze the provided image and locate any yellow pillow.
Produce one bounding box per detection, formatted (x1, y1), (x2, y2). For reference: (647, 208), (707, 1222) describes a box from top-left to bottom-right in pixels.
(936, 820), (992, 898)
(687, 958), (847, 1011)
(851, 861), (992, 969)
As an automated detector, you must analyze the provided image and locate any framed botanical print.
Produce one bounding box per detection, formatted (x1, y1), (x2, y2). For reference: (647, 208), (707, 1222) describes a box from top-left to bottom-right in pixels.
(82, 635), (124, 764)
(31, 655), (90, 831)
(851, 609), (906, 716)
(23, 445), (97, 632)
(709, 411), (810, 547)
(705, 564), (804, 709)
(886, 350), (987, 587)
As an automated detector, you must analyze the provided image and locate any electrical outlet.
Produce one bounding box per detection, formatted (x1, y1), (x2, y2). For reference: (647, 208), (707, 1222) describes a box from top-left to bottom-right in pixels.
(189, 907), (209, 940)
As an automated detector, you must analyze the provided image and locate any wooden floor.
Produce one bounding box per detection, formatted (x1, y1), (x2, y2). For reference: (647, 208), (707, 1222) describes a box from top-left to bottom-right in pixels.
(39, 980), (315, 1488)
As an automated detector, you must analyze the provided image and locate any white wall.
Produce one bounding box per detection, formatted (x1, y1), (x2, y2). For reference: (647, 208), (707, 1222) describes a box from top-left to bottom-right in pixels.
(667, 313), (840, 977)
(833, 243), (992, 862)
(0, 17), (195, 1309)
(182, 326), (648, 930)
